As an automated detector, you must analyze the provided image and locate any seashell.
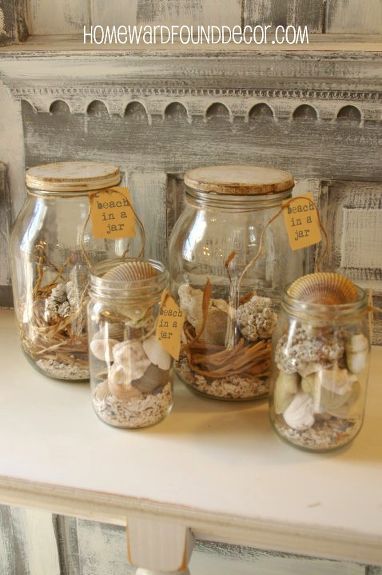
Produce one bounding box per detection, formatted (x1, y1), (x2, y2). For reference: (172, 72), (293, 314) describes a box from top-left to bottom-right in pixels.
(283, 392), (315, 431)
(142, 336), (172, 370)
(104, 261), (158, 282)
(178, 284), (204, 331)
(131, 364), (169, 394)
(90, 338), (119, 362)
(287, 273), (358, 305)
(112, 340), (151, 383)
(108, 364), (144, 400)
(302, 368), (358, 414)
(298, 362), (322, 377)
(274, 371), (299, 414)
(94, 380), (110, 401)
(346, 333), (369, 374)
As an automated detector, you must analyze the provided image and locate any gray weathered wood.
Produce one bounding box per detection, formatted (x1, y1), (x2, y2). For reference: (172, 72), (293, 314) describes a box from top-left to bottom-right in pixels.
(0, 0), (28, 46)
(0, 161), (13, 307)
(28, 0), (90, 35)
(319, 180), (382, 344)
(326, 0), (382, 34)
(135, 0), (241, 26)
(243, 0), (325, 33)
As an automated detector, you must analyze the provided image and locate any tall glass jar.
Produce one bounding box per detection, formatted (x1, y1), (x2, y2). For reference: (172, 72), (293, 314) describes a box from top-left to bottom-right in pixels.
(169, 165), (305, 401)
(10, 162), (144, 381)
(88, 259), (173, 428)
(269, 273), (370, 451)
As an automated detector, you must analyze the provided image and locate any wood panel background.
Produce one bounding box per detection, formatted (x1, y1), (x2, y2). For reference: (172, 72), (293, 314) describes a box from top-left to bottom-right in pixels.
(2, 0), (382, 43)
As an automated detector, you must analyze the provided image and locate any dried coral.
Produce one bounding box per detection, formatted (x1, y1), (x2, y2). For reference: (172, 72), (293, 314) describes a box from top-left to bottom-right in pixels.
(236, 295), (277, 341)
(275, 327), (345, 375)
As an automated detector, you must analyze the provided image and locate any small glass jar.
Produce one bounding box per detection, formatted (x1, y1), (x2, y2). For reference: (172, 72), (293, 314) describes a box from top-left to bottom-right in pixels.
(269, 273), (370, 452)
(169, 165), (305, 401)
(10, 162), (144, 381)
(88, 259), (173, 428)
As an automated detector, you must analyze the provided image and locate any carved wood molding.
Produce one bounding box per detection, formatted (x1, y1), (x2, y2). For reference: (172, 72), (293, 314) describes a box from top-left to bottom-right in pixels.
(1, 49), (382, 120)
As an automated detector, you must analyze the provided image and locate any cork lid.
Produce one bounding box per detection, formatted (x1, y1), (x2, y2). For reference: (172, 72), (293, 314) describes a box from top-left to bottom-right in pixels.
(26, 161), (121, 192)
(184, 165), (294, 195)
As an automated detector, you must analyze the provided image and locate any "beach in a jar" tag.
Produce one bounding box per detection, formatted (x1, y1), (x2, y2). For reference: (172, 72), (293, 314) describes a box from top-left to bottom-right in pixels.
(90, 186), (136, 239)
(283, 192), (321, 250)
(156, 290), (185, 360)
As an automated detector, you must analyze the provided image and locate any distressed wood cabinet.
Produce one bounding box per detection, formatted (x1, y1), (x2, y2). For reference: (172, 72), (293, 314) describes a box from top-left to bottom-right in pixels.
(0, 0), (382, 572)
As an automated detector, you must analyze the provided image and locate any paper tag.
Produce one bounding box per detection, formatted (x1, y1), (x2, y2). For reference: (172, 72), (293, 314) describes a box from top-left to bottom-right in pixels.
(90, 186), (136, 239)
(283, 192), (322, 250)
(155, 290), (185, 360)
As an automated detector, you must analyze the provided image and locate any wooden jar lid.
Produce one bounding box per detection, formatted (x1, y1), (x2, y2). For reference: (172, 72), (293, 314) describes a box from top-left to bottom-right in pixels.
(184, 165), (294, 195)
(26, 161), (121, 192)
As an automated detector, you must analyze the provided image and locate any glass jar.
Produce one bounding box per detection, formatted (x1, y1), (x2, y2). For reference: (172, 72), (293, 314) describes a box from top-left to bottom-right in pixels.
(88, 259), (173, 428)
(169, 165), (304, 401)
(10, 162), (144, 381)
(269, 273), (370, 452)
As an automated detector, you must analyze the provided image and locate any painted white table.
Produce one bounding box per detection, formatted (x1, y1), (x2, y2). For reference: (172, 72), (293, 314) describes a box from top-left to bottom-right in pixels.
(0, 308), (381, 573)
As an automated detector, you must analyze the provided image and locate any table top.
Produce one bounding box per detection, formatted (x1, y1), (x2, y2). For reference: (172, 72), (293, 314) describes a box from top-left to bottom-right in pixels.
(0, 309), (381, 565)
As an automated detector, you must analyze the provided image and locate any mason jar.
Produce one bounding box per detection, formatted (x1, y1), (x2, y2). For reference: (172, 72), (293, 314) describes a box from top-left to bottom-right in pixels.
(10, 161), (144, 381)
(269, 273), (370, 451)
(88, 259), (173, 428)
(168, 165), (305, 401)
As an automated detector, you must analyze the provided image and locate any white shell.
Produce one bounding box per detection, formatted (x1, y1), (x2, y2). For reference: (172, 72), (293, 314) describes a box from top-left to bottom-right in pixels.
(283, 392), (315, 431)
(302, 368), (358, 415)
(112, 340), (151, 383)
(90, 338), (119, 362)
(142, 336), (171, 371)
(108, 364), (143, 400)
(104, 261), (157, 282)
(178, 284), (204, 331)
(316, 367), (357, 395)
(298, 362), (322, 377)
(346, 334), (369, 374)
(274, 372), (299, 414)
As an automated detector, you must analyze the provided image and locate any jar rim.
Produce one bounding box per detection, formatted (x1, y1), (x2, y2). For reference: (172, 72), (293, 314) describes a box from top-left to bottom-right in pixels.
(282, 283), (368, 320)
(186, 187), (293, 210)
(89, 258), (168, 300)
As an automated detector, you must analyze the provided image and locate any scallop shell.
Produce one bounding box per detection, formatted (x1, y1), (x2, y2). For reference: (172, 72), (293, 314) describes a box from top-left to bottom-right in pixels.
(104, 261), (158, 282)
(346, 333), (369, 374)
(274, 371), (299, 414)
(90, 338), (119, 362)
(108, 364), (144, 400)
(142, 336), (172, 371)
(283, 392), (315, 431)
(131, 364), (169, 394)
(287, 273), (358, 305)
(112, 340), (151, 383)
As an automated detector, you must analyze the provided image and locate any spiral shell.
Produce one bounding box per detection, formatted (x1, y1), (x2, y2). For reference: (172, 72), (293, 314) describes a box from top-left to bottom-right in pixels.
(104, 261), (158, 282)
(287, 273), (358, 305)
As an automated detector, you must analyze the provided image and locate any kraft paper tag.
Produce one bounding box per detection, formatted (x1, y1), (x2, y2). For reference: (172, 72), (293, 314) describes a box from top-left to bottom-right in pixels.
(90, 186), (136, 239)
(155, 290), (185, 360)
(283, 192), (321, 250)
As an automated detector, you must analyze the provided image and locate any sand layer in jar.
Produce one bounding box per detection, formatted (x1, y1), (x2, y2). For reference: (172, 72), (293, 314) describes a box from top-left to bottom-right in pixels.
(93, 380), (173, 428)
(272, 415), (361, 451)
(272, 326), (368, 450)
(20, 264), (89, 380)
(177, 285), (277, 400)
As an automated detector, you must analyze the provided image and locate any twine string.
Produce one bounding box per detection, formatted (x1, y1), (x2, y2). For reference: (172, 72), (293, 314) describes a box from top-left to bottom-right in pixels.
(236, 195), (329, 295)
